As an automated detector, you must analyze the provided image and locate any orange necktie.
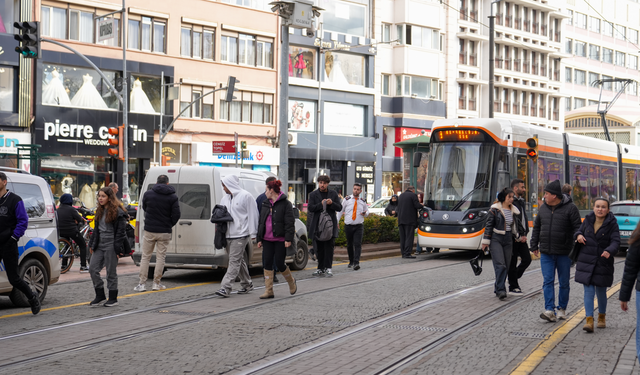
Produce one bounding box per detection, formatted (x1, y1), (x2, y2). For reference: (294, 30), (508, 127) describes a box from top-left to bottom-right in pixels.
(352, 198), (357, 220)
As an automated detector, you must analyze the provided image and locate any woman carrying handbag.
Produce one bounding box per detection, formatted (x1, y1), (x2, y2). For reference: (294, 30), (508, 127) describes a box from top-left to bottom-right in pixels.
(575, 198), (620, 332)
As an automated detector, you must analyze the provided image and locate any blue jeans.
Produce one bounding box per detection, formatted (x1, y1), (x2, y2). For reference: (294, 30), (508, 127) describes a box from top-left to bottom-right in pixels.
(583, 284), (608, 317)
(540, 253), (571, 311)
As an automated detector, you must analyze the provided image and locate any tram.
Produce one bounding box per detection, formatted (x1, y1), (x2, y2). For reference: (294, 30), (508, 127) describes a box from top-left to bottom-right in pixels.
(417, 118), (640, 251)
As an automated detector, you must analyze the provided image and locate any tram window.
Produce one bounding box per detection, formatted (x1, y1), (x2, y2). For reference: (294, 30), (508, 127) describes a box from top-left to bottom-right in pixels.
(625, 168), (637, 200)
(572, 164), (589, 210)
(538, 158), (563, 206)
(589, 165), (600, 200)
(601, 167), (616, 202)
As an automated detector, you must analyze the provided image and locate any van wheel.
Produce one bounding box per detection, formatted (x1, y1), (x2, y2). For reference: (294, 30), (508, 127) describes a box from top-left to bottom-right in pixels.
(147, 267), (166, 278)
(9, 258), (49, 307)
(290, 240), (309, 270)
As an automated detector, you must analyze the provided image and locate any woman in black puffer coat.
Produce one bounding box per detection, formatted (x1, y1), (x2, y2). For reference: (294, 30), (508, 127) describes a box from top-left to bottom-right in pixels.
(575, 198), (620, 332)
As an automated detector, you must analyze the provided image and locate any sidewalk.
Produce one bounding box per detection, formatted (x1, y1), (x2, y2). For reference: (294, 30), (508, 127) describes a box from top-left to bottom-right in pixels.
(58, 256), (140, 283)
(333, 241), (403, 261)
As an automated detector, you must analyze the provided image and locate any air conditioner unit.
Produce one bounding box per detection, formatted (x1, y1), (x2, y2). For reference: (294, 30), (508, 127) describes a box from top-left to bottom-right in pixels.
(288, 132), (298, 146)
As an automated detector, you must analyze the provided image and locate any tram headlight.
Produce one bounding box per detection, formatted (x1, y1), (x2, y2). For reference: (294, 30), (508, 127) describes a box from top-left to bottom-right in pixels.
(425, 226), (431, 232)
(462, 228), (468, 233)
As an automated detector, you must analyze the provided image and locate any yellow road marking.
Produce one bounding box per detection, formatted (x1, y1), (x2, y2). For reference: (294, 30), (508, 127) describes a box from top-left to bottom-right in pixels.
(510, 282), (622, 374)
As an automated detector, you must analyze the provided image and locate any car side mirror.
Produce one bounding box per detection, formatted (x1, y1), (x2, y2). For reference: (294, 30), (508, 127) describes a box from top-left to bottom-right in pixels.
(293, 207), (300, 219)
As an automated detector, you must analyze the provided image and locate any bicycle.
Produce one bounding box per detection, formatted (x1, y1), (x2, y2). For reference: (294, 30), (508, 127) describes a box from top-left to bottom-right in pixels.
(58, 223), (93, 274)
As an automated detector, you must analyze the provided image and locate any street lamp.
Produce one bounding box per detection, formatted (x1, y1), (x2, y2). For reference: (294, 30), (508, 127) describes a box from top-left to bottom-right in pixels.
(488, 0), (503, 119)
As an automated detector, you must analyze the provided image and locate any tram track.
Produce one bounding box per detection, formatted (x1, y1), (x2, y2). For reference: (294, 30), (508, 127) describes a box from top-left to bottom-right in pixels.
(0, 255), (474, 370)
(238, 259), (627, 375)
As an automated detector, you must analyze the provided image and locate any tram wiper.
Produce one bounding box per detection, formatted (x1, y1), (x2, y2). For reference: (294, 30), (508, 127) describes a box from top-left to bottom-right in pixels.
(451, 180), (487, 211)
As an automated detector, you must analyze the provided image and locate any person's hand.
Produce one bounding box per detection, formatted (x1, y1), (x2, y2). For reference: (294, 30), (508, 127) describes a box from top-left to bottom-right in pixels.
(326, 199), (333, 205)
(285, 241), (291, 248)
(257, 242), (262, 248)
(392, 210), (396, 215)
(601, 251), (611, 259)
(577, 234), (586, 244)
(621, 301), (629, 311)
(520, 237), (527, 243)
(482, 244), (488, 251)
(533, 250), (539, 257)
(360, 211), (366, 216)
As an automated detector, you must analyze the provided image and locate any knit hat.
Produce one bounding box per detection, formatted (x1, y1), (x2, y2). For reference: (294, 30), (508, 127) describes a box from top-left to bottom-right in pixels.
(60, 193), (73, 205)
(544, 180), (562, 198)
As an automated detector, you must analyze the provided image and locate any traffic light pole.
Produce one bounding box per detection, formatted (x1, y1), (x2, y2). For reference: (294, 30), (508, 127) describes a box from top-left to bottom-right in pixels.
(121, 0), (130, 204)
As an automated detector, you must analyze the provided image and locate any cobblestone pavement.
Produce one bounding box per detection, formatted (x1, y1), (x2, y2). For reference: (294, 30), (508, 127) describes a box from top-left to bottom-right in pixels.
(0, 250), (636, 375)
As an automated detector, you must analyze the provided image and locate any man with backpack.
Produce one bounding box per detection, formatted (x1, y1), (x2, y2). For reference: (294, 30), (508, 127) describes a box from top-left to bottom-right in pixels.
(307, 175), (342, 277)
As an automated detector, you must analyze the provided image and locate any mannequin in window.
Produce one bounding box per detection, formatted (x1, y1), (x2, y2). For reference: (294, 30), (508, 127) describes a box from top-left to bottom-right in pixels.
(61, 175), (74, 195)
(130, 78), (156, 114)
(70, 74), (109, 109)
(293, 49), (306, 78)
(42, 69), (72, 106)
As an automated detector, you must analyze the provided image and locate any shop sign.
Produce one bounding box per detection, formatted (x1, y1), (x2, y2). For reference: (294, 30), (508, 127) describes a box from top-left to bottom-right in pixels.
(43, 119), (148, 146)
(355, 163), (374, 184)
(324, 102), (365, 136)
(192, 142), (279, 165)
(394, 127), (431, 157)
(0, 132), (30, 154)
(98, 18), (115, 42)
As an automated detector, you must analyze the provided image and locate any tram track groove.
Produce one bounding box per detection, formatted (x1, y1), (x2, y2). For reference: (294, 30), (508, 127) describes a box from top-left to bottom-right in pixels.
(0, 257), (472, 370)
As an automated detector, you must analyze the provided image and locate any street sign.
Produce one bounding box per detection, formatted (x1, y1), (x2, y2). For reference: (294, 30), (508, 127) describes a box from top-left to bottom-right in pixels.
(212, 141), (236, 154)
(98, 18), (115, 42)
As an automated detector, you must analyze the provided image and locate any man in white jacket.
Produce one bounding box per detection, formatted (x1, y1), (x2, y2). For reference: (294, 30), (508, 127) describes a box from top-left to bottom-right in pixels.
(215, 175), (260, 297)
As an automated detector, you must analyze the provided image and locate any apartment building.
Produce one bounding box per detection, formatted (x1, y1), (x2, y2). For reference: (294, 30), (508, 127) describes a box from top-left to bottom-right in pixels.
(562, 0), (640, 145)
(25, 0), (279, 203)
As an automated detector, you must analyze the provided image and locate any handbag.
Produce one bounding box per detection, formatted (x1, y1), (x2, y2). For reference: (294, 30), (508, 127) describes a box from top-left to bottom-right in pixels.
(569, 241), (582, 262)
(470, 251), (483, 276)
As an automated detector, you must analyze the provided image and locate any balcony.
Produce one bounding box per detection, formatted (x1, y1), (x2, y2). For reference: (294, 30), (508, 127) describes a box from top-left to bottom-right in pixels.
(540, 65), (547, 76)
(496, 13), (503, 26)
(530, 106), (537, 117)
(469, 53), (477, 66)
(532, 22), (539, 34)
(459, 52), (467, 64)
(460, 7), (468, 21)
(459, 96), (467, 110)
(553, 70), (559, 81)
(469, 98), (476, 111)
(515, 17), (521, 30)
(541, 24), (547, 36)
(553, 109), (559, 121)
(554, 31), (560, 42)
(523, 60), (530, 74)
(495, 59), (503, 69)
(503, 101), (510, 113)
(539, 106), (546, 118)
(524, 20), (530, 32)
(469, 10), (478, 22)
(494, 101), (501, 113)
(522, 106), (529, 116)
(505, 15), (512, 28)
(513, 102), (520, 115)
(504, 58), (511, 70)
(513, 59), (521, 72)
(532, 64), (539, 75)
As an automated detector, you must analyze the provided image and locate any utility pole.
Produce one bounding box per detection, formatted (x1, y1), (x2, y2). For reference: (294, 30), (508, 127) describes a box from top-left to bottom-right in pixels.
(121, 0), (130, 203)
(278, 23), (290, 192)
(488, 0), (502, 119)
(159, 71), (164, 164)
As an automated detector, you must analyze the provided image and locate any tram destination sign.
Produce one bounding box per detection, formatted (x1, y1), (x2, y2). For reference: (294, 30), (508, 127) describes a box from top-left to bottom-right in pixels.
(212, 141), (236, 154)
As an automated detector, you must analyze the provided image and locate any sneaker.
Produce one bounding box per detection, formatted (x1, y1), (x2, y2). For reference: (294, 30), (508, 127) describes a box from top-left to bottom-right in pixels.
(498, 291), (507, 300)
(133, 284), (146, 292)
(215, 288), (229, 298)
(312, 269), (325, 277)
(79, 266), (89, 273)
(152, 283), (167, 291)
(510, 288), (523, 294)
(348, 263), (353, 268)
(353, 263), (361, 271)
(325, 269), (334, 277)
(237, 283), (254, 294)
(556, 308), (566, 320)
(540, 310), (557, 322)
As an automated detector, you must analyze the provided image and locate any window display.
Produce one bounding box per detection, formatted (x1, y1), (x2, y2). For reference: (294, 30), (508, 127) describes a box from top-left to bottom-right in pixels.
(324, 51), (365, 86)
(0, 0), (19, 34)
(289, 46), (315, 79)
(320, 0), (366, 37)
(42, 64), (119, 109)
(0, 66), (15, 112)
(382, 172), (402, 197)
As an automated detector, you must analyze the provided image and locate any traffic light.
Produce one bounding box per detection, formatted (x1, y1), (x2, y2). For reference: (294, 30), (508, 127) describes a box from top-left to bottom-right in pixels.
(107, 125), (124, 161)
(14, 21), (40, 59)
(526, 137), (538, 161)
(127, 126), (134, 148)
(225, 76), (239, 102)
(241, 141), (247, 150)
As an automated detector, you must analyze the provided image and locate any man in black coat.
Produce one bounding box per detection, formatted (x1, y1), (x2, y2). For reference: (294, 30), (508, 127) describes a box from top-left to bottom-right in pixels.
(307, 175), (342, 277)
(507, 179), (531, 293)
(134, 174), (181, 292)
(396, 186), (423, 259)
(531, 179), (582, 323)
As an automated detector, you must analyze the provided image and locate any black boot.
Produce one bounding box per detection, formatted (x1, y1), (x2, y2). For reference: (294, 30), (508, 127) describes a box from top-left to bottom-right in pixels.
(28, 294), (41, 315)
(90, 288), (107, 307)
(104, 289), (119, 307)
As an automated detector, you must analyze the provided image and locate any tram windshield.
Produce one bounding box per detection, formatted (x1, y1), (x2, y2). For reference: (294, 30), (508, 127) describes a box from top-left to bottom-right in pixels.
(425, 142), (495, 211)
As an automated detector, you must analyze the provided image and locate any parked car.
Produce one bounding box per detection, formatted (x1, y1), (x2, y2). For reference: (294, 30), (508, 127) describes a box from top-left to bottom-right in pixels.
(368, 197), (390, 216)
(0, 168), (60, 307)
(610, 200), (640, 250)
(133, 166), (309, 274)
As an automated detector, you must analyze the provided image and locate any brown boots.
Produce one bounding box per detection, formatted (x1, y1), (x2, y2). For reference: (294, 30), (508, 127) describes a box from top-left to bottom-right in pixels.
(597, 313), (606, 328)
(260, 267), (297, 299)
(260, 270), (275, 299)
(583, 316), (594, 333)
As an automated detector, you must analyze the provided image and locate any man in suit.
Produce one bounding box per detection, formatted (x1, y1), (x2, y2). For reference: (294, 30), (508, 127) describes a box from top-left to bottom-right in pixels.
(307, 175), (342, 277)
(396, 186), (423, 259)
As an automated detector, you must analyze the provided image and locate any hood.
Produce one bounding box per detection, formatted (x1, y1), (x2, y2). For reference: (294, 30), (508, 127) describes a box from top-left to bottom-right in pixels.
(563, 193), (573, 204)
(222, 175), (243, 196)
(60, 193), (73, 205)
(389, 195), (399, 205)
(584, 211), (616, 227)
(490, 202), (520, 215)
(152, 183), (176, 195)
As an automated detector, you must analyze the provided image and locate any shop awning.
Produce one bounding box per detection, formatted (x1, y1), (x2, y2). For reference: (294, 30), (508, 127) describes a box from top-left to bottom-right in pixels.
(393, 135), (431, 149)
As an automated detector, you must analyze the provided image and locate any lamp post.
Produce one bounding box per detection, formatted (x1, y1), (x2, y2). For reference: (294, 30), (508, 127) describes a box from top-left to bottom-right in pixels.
(488, 0), (502, 119)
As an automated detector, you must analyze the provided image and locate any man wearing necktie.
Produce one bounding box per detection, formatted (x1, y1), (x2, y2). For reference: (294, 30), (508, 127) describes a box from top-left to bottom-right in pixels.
(339, 183), (370, 270)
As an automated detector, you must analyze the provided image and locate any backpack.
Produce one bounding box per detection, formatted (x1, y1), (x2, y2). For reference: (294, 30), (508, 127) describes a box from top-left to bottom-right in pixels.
(315, 201), (334, 242)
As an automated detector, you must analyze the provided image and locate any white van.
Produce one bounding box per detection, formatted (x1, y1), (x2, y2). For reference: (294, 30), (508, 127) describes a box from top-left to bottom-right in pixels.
(0, 168), (60, 306)
(133, 166), (309, 273)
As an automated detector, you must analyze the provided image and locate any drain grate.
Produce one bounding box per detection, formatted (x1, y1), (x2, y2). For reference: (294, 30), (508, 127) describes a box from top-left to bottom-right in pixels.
(381, 324), (448, 332)
(150, 309), (211, 317)
(510, 331), (548, 339)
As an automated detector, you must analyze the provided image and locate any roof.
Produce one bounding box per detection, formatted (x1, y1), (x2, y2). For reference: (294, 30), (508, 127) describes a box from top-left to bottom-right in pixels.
(393, 135), (431, 148)
(565, 105), (640, 126)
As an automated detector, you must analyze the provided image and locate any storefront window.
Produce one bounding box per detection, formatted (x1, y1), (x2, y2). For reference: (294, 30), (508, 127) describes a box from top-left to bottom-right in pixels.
(323, 102), (365, 136)
(0, 0), (19, 34)
(0, 66), (15, 112)
(131, 74), (161, 113)
(42, 64), (119, 110)
(320, 0), (366, 37)
(41, 156), (113, 207)
(289, 45), (315, 79)
(288, 99), (315, 132)
(382, 172), (402, 197)
(324, 51), (365, 86)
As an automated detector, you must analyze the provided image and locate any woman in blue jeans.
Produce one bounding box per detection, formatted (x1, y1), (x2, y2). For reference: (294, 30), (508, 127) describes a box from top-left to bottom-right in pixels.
(575, 198), (620, 332)
(620, 223), (640, 358)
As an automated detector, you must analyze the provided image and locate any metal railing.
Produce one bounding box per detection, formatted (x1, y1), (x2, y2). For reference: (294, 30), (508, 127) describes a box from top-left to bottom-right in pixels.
(469, 53), (477, 66)
(494, 100), (501, 112)
(468, 98), (476, 111)
(459, 96), (467, 109)
(513, 102), (520, 115)
(515, 18), (521, 29)
(505, 15), (512, 27)
(460, 7), (468, 20)
(523, 60), (530, 73)
(459, 52), (467, 64)
(553, 109), (559, 121)
(532, 22), (539, 34)
(524, 20), (530, 32)
(513, 59), (521, 72)
(503, 101), (510, 113)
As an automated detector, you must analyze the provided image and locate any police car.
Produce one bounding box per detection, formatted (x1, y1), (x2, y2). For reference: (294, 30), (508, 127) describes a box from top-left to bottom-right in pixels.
(0, 168), (60, 307)
(610, 200), (640, 251)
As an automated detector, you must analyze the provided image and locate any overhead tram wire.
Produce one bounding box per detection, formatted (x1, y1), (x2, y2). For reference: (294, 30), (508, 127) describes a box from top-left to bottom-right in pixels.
(582, 0), (640, 52)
